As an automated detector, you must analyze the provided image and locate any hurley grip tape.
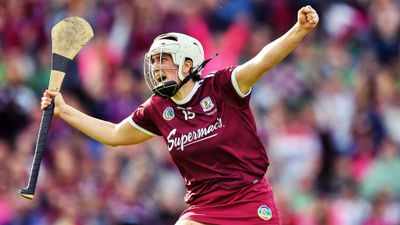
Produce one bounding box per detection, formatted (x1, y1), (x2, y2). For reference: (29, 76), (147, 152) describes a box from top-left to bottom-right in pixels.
(51, 53), (72, 73)
(21, 101), (55, 196)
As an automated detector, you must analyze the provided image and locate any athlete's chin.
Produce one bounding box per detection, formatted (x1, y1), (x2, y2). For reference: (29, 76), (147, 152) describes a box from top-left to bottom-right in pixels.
(160, 79), (177, 84)
(157, 80), (170, 85)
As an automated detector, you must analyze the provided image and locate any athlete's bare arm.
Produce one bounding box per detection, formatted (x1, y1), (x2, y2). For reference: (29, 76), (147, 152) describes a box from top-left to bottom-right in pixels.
(235, 5), (319, 93)
(42, 90), (153, 146)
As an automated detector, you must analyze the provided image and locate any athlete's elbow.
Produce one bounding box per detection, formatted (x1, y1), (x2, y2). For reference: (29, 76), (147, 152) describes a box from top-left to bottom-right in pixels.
(102, 135), (143, 147)
(106, 141), (120, 147)
(93, 138), (119, 147)
(100, 132), (124, 147)
(102, 136), (130, 147)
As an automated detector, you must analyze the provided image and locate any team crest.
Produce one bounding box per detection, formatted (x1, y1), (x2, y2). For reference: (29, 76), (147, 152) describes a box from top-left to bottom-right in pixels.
(200, 97), (214, 112)
(257, 205), (272, 221)
(163, 107), (175, 120)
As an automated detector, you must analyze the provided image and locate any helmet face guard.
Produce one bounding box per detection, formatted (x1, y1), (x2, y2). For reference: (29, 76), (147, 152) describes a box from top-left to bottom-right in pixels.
(152, 80), (180, 98)
(144, 50), (181, 98)
(144, 53), (218, 98)
(144, 33), (205, 98)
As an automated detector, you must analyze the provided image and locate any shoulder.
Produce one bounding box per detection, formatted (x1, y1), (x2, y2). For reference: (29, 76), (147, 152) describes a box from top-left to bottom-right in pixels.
(136, 94), (171, 116)
(143, 94), (168, 107)
(202, 66), (237, 83)
(203, 65), (251, 105)
(204, 66), (237, 77)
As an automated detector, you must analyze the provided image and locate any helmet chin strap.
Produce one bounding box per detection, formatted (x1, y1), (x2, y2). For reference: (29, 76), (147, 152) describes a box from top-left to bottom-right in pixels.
(152, 53), (218, 98)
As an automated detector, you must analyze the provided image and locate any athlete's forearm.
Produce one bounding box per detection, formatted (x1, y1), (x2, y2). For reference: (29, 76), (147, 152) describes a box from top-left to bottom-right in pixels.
(255, 23), (309, 71)
(235, 5), (318, 93)
(235, 23), (311, 93)
(58, 104), (119, 146)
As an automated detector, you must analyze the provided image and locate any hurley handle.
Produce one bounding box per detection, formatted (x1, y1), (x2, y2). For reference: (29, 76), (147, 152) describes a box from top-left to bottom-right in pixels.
(19, 101), (55, 199)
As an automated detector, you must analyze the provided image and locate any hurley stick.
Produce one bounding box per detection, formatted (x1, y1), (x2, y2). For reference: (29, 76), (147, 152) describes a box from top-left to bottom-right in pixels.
(19, 17), (94, 199)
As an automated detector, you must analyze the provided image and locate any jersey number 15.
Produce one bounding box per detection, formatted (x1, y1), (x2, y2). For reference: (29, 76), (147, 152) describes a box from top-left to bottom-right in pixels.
(182, 110), (195, 120)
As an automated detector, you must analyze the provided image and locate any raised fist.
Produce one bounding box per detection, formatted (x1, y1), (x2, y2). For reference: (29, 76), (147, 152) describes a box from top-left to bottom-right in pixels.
(298, 5), (319, 31)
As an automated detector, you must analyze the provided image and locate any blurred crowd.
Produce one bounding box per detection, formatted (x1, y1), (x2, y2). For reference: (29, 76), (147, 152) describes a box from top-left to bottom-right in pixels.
(0, 0), (400, 224)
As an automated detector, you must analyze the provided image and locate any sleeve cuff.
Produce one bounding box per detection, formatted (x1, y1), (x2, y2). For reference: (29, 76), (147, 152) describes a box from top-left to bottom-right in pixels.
(128, 117), (157, 136)
(231, 67), (252, 98)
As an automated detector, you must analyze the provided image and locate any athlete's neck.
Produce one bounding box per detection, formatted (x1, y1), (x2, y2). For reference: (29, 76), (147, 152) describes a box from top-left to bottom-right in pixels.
(172, 80), (195, 102)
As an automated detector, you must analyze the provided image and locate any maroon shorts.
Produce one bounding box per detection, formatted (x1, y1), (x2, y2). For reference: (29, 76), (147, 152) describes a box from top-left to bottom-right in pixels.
(179, 177), (281, 225)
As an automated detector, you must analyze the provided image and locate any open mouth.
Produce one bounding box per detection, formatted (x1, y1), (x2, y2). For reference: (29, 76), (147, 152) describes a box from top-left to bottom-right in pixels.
(156, 74), (167, 82)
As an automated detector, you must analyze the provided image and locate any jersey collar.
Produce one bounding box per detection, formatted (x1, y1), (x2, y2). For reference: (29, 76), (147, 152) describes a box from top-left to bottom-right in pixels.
(171, 80), (202, 105)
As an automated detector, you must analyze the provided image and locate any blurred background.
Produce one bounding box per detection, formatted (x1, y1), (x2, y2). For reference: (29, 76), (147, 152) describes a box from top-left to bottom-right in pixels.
(0, 0), (400, 224)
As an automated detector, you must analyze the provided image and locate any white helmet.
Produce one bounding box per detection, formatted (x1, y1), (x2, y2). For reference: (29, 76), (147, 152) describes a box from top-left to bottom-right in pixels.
(144, 33), (205, 97)
(145, 32), (204, 79)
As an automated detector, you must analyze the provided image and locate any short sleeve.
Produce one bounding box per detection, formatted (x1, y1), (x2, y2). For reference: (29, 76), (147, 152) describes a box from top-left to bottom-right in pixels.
(211, 66), (252, 107)
(129, 98), (161, 136)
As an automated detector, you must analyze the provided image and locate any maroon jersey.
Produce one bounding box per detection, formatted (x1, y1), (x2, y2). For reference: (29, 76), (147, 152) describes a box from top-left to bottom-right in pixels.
(130, 66), (269, 205)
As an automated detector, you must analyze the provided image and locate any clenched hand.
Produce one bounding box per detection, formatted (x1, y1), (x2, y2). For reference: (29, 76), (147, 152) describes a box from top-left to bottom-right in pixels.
(298, 5), (319, 31)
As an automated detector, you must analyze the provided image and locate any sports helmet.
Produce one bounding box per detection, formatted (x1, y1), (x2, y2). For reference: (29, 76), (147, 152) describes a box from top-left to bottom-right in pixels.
(144, 32), (205, 98)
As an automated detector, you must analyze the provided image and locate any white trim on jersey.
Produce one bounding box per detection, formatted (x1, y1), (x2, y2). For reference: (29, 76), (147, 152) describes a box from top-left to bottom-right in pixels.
(203, 72), (216, 78)
(128, 117), (157, 136)
(231, 67), (252, 98)
(171, 80), (203, 105)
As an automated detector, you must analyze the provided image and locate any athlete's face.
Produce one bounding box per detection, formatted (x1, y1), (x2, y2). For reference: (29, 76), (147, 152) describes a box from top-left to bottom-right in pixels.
(150, 53), (179, 84)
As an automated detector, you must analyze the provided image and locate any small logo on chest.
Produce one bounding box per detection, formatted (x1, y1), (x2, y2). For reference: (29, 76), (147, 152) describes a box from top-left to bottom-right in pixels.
(163, 107), (175, 120)
(200, 97), (214, 112)
(257, 205), (272, 221)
